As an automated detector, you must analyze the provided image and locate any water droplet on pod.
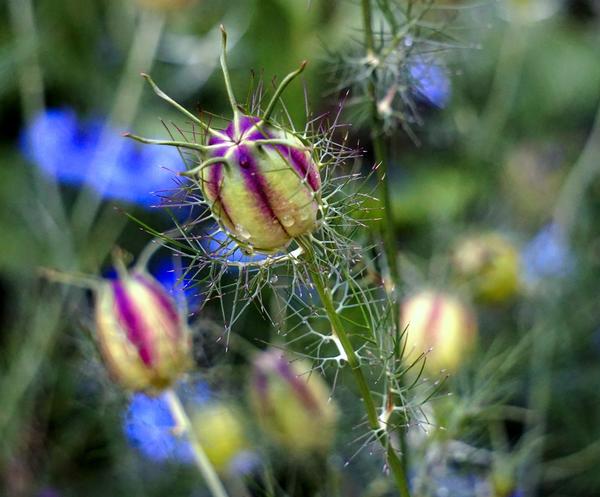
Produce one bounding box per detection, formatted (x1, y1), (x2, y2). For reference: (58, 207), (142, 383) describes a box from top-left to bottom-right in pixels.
(280, 215), (295, 227)
(235, 224), (252, 240)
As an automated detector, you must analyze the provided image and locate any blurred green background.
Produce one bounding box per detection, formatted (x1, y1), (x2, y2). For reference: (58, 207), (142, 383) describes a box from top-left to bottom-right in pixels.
(1, 1), (600, 496)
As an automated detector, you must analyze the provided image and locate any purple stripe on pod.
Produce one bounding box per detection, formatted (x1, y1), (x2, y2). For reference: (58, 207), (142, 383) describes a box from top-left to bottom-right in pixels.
(205, 163), (234, 227)
(275, 357), (321, 412)
(112, 279), (155, 367)
(253, 370), (270, 407)
(234, 145), (283, 228)
(275, 145), (320, 192)
(238, 115), (262, 137)
(134, 274), (180, 338)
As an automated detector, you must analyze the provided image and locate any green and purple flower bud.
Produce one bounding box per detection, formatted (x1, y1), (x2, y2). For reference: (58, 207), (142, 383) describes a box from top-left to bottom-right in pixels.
(201, 116), (321, 252)
(400, 290), (477, 374)
(125, 27), (321, 254)
(95, 271), (192, 393)
(249, 349), (338, 454)
(452, 233), (520, 303)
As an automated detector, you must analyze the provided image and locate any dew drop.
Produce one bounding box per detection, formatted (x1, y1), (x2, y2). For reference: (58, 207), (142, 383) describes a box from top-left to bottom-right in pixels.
(280, 215), (295, 227)
(269, 275), (279, 284)
(235, 224), (252, 240)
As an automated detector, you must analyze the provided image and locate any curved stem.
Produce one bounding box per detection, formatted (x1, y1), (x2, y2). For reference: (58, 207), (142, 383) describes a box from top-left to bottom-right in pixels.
(553, 101), (600, 237)
(219, 25), (239, 121)
(180, 157), (232, 178)
(71, 9), (165, 237)
(468, 24), (526, 161)
(140, 73), (216, 135)
(123, 132), (211, 153)
(297, 237), (410, 497)
(165, 389), (230, 497)
(262, 61), (307, 121)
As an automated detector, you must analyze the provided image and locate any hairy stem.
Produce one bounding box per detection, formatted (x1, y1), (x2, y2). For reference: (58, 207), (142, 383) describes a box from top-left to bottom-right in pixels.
(298, 238), (410, 497)
(262, 60), (307, 121)
(360, 0), (400, 292)
(360, 0), (408, 474)
(165, 389), (230, 497)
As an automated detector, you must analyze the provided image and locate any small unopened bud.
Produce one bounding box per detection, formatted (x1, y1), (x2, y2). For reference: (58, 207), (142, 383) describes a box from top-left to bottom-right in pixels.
(189, 403), (251, 474)
(95, 271), (192, 392)
(249, 349), (337, 454)
(452, 233), (520, 303)
(201, 116), (321, 252)
(400, 291), (477, 374)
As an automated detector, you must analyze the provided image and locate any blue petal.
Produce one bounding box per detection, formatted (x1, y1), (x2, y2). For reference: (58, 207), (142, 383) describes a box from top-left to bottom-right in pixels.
(123, 381), (211, 464)
(521, 223), (574, 283)
(20, 108), (186, 208)
(152, 258), (203, 312)
(203, 228), (269, 265)
(409, 58), (452, 108)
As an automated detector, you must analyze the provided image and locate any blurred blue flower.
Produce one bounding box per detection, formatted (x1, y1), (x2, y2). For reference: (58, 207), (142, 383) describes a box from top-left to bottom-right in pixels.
(410, 467), (488, 497)
(37, 489), (61, 497)
(228, 450), (261, 476)
(409, 58), (452, 108)
(521, 223), (574, 284)
(152, 258), (203, 312)
(431, 471), (486, 497)
(203, 228), (268, 265)
(21, 108), (185, 207)
(124, 381), (211, 464)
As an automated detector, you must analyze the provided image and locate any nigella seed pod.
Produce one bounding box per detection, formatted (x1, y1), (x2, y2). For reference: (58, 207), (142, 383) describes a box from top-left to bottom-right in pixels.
(125, 27), (321, 254)
(452, 233), (520, 303)
(249, 349), (338, 454)
(400, 291), (477, 374)
(189, 403), (251, 474)
(95, 271), (191, 392)
(201, 116), (320, 252)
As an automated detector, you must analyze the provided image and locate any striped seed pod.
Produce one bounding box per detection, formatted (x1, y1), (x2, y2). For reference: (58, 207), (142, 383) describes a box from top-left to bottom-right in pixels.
(125, 27), (321, 254)
(400, 291), (477, 374)
(95, 271), (192, 393)
(452, 233), (520, 303)
(200, 115), (320, 253)
(249, 349), (337, 454)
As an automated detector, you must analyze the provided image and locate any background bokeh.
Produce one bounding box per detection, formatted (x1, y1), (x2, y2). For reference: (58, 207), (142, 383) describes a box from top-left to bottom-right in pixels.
(1, 1), (600, 496)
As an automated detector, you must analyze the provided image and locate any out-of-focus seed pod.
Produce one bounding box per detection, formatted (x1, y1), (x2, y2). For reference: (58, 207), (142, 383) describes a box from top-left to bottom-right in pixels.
(134, 0), (196, 12)
(452, 233), (520, 303)
(201, 116), (321, 253)
(499, 0), (561, 23)
(189, 403), (250, 474)
(95, 271), (191, 392)
(249, 349), (337, 454)
(400, 291), (477, 374)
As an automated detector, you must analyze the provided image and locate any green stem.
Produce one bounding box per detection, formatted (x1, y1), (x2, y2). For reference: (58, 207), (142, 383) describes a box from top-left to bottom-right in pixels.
(360, 0), (408, 476)
(165, 390), (230, 497)
(71, 9), (165, 238)
(468, 24), (526, 161)
(262, 60), (307, 122)
(298, 238), (410, 497)
(360, 0), (400, 292)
